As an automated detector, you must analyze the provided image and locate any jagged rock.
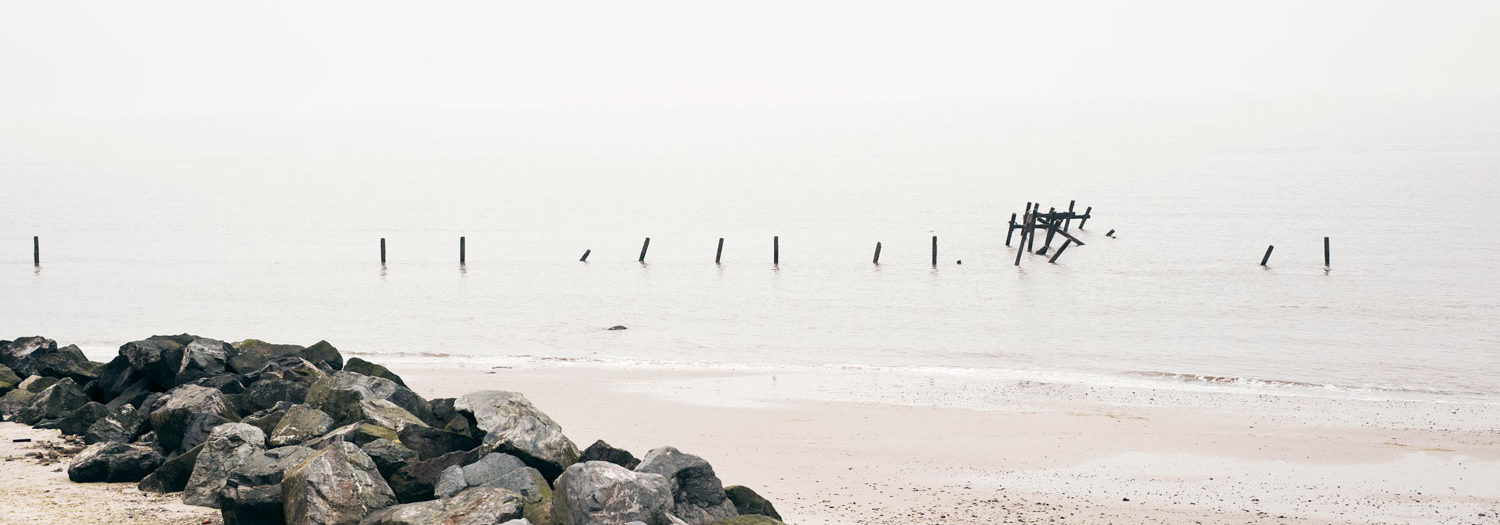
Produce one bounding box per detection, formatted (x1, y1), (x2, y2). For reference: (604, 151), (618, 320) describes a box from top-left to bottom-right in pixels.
(14, 377), (88, 425)
(0, 364), (20, 394)
(434, 465), (467, 500)
(188, 373), (247, 395)
(227, 339), (306, 376)
(282, 441), (396, 525)
(87, 355), (139, 402)
(389, 448), (482, 503)
(120, 335), (195, 389)
(242, 401), (294, 436)
(304, 421), (399, 449)
(183, 422), (266, 507)
(342, 357), (406, 387)
(0, 375), (58, 417)
(246, 355), (327, 386)
(303, 340), (344, 372)
(177, 337), (230, 385)
(705, 516), (784, 525)
(149, 384), (239, 453)
(361, 438), (419, 478)
(552, 461), (674, 525)
(219, 445), (318, 525)
(17, 375), (58, 392)
(307, 371), (432, 428)
(579, 439), (641, 470)
(269, 404), (336, 447)
(723, 486), (781, 521)
(2, 337), (99, 383)
(359, 398), (427, 432)
(359, 486), (525, 525)
(428, 398), (457, 424)
(85, 402), (146, 444)
(434, 453), (554, 525)
(244, 378), (309, 412)
(636, 447), (737, 525)
(67, 441), (164, 482)
(398, 423), (480, 460)
(455, 391), (579, 482)
(103, 378), (153, 412)
(138, 442), (204, 493)
(50, 400), (109, 436)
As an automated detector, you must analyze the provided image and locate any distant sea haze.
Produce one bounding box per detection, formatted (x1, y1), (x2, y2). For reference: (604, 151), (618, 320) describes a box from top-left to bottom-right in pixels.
(3, 105), (1498, 404)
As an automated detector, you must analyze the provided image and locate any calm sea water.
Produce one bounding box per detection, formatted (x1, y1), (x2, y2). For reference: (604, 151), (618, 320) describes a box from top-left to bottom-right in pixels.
(3, 103), (1498, 402)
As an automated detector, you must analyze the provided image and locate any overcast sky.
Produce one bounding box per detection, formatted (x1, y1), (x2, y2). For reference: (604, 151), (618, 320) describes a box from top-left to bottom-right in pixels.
(3, 1), (1498, 118)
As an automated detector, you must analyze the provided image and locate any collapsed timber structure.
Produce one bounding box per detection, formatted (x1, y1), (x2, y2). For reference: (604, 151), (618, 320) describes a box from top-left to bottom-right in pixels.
(1006, 200), (1095, 266)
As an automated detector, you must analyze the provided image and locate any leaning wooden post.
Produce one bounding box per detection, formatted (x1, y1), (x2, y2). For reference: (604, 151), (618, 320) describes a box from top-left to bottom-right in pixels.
(579, 249), (591, 262)
(1106, 229), (1115, 238)
(33, 236), (39, 266)
(380, 238), (386, 265)
(873, 242), (882, 265)
(459, 236), (466, 264)
(1005, 213), (1018, 246)
(715, 238), (724, 265)
(1078, 206), (1092, 229)
(638, 237), (650, 262)
(931, 235), (937, 268)
(1014, 227), (1027, 266)
(1260, 245), (1274, 266)
(1065, 200), (1075, 231)
(773, 236), (780, 266)
(1048, 240), (1072, 263)
(1324, 237), (1330, 268)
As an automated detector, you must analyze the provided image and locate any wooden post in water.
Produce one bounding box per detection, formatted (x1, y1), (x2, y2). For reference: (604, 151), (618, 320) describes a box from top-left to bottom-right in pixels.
(1261, 245), (1274, 266)
(1014, 226), (1028, 266)
(873, 242), (882, 265)
(580, 249), (591, 262)
(931, 235), (937, 268)
(1106, 229), (1115, 238)
(1324, 237), (1330, 268)
(1048, 240), (1072, 263)
(380, 238), (386, 265)
(773, 236), (780, 266)
(33, 236), (39, 266)
(1005, 213), (1018, 246)
(1026, 215), (1037, 253)
(459, 237), (466, 264)
(638, 238), (650, 262)
(1079, 206), (1092, 229)
(1065, 201), (1075, 231)
(715, 238), (724, 265)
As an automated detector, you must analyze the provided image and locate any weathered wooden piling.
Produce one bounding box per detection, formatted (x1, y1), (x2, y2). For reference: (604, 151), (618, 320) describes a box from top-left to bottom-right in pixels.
(773, 236), (780, 266)
(380, 238), (386, 265)
(1048, 240), (1072, 263)
(33, 236), (39, 266)
(1005, 213), (1018, 246)
(1079, 206), (1092, 229)
(1065, 201), (1075, 231)
(1324, 237), (1330, 267)
(1106, 229), (1115, 238)
(1261, 245), (1274, 266)
(715, 238), (724, 265)
(580, 249), (591, 262)
(931, 235), (937, 268)
(1014, 227), (1028, 266)
(638, 238), (650, 262)
(1027, 216), (1037, 253)
(459, 237), (466, 264)
(873, 242), (882, 265)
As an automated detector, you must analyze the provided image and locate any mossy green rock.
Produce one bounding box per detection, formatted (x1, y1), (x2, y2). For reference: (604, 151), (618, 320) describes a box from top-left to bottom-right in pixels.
(0, 364), (20, 394)
(342, 357), (405, 387)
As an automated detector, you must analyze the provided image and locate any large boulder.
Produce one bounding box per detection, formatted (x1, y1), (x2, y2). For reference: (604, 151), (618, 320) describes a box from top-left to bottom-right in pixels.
(120, 335), (195, 389)
(1, 338), (98, 383)
(281, 440), (397, 525)
(342, 357), (406, 387)
(13, 377), (89, 425)
(303, 340), (345, 372)
(103, 378), (153, 412)
(149, 384), (240, 453)
(723, 486), (781, 521)
(552, 461), (674, 525)
(85, 402), (146, 444)
(358, 398), (427, 433)
(227, 339), (307, 376)
(579, 439), (641, 470)
(304, 421), (399, 449)
(361, 438), (419, 478)
(246, 355), (327, 387)
(183, 422), (267, 507)
(359, 487), (525, 525)
(434, 453), (554, 525)
(244, 378), (310, 412)
(397, 423), (480, 460)
(0, 375), (56, 417)
(242, 401), (294, 435)
(306, 371), (432, 428)
(219, 445), (318, 525)
(87, 355), (140, 402)
(635, 447), (737, 525)
(269, 404), (336, 447)
(0, 364), (21, 394)
(176, 337), (231, 385)
(455, 391), (579, 481)
(47, 400), (109, 436)
(389, 448), (482, 503)
(138, 442), (204, 494)
(67, 441), (164, 482)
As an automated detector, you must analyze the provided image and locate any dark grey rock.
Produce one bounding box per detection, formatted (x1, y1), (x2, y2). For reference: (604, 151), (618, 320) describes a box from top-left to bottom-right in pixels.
(269, 404), (335, 447)
(226, 339), (306, 376)
(183, 422), (266, 507)
(342, 357), (406, 387)
(282, 440), (396, 525)
(552, 461), (674, 525)
(361, 438), (418, 478)
(433, 452), (554, 525)
(579, 439), (641, 470)
(0, 375), (58, 418)
(434, 465), (467, 500)
(246, 355), (327, 386)
(14, 377), (89, 425)
(241, 401), (293, 436)
(454, 391), (579, 482)
(244, 378), (309, 412)
(358, 398), (427, 432)
(428, 398), (457, 424)
(303, 340), (344, 372)
(120, 335), (194, 389)
(0, 364), (20, 394)
(360, 486), (524, 525)
(88, 355), (140, 405)
(2, 337), (98, 383)
(67, 441), (164, 483)
(636, 447), (737, 525)
(389, 448), (482, 503)
(219, 445), (318, 525)
(51, 400), (109, 436)
(177, 337), (231, 385)
(398, 423), (480, 460)
(149, 384), (240, 453)
(85, 402), (146, 444)
(103, 378), (153, 413)
(188, 373), (247, 395)
(137, 442), (203, 494)
(723, 486), (781, 521)
(304, 420), (399, 450)
(307, 371), (432, 428)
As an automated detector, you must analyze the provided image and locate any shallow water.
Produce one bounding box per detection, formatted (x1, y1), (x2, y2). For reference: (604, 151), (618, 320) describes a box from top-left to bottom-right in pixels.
(3, 103), (1498, 402)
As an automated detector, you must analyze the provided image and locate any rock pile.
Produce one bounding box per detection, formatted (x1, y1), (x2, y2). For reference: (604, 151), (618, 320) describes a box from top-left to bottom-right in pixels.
(1, 335), (784, 525)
